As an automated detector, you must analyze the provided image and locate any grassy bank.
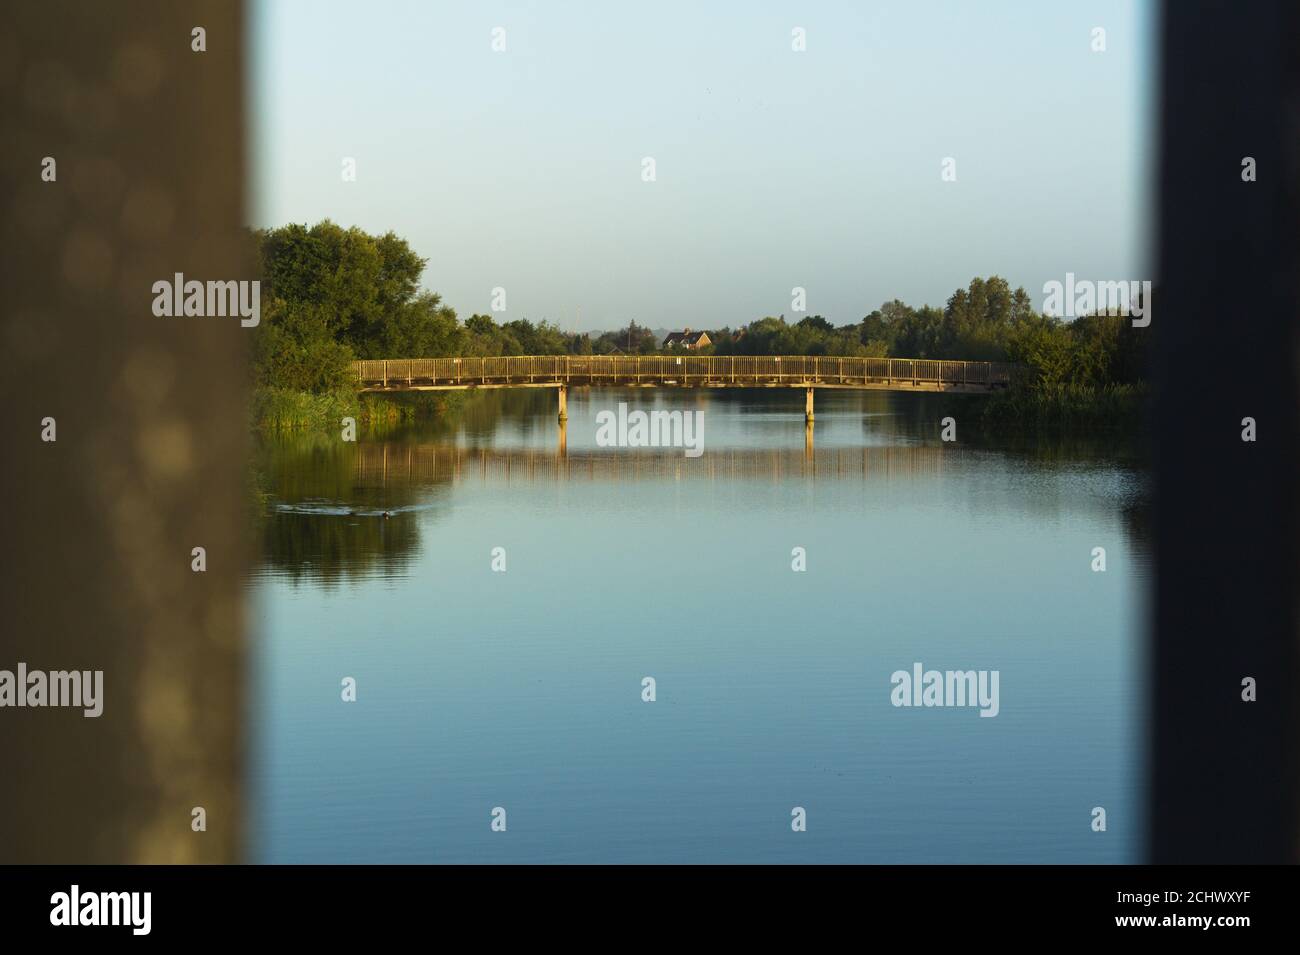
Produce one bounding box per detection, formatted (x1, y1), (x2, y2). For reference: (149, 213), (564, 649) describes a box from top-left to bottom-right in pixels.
(250, 385), (467, 433)
(979, 382), (1148, 433)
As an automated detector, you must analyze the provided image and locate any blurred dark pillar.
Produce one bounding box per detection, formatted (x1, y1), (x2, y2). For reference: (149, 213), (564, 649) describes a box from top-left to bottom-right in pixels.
(1153, 1), (1300, 861)
(0, 2), (248, 861)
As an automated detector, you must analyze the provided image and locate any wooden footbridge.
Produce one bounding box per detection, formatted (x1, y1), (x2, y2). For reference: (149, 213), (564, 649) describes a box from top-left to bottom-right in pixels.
(352, 355), (1017, 421)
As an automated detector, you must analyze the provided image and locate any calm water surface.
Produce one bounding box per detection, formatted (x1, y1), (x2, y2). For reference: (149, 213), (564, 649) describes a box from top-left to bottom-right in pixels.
(247, 387), (1149, 863)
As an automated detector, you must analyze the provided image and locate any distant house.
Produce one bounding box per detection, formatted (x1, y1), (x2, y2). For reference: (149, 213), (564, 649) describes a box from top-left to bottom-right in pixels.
(662, 328), (711, 350)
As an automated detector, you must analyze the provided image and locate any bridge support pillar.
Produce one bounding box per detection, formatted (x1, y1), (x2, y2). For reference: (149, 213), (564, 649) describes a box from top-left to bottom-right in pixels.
(557, 385), (568, 422)
(805, 387), (814, 422)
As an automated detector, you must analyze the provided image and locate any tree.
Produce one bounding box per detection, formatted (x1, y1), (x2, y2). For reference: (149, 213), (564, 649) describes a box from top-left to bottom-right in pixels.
(252, 221), (456, 391)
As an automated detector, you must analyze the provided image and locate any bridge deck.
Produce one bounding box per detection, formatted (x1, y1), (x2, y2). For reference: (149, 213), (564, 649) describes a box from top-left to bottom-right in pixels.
(353, 355), (1016, 394)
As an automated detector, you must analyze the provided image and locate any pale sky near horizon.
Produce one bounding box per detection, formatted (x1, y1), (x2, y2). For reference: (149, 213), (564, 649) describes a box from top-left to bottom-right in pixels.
(250, 0), (1156, 331)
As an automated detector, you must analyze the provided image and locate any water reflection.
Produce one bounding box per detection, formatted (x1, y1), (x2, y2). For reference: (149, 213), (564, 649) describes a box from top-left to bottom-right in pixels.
(253, 389), (1151, 586)
(250, 387), (1150, 863)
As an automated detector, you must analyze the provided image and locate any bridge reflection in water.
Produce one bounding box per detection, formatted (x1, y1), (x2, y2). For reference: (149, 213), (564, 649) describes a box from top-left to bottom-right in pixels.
(352, 432), (952, 487)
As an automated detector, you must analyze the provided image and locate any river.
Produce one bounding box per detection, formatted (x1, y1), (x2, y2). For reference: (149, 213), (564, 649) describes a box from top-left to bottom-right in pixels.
(247, 386), (1149, 863)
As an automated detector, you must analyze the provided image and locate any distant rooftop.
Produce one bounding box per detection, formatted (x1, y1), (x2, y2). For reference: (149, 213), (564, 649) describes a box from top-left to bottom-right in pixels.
(662, 329), (710, 348)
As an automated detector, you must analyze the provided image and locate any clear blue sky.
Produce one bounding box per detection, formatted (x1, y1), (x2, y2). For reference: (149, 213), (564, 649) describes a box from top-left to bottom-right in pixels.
(251, 0), (1156, 331)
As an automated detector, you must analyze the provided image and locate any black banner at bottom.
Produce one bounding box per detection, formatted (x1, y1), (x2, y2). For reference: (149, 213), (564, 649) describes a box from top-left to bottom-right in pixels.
(0, 864), (1286, 940)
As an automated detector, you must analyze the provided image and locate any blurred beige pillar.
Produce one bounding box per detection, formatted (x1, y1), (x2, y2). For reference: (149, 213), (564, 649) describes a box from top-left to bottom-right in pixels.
(0, 1), (248, 862)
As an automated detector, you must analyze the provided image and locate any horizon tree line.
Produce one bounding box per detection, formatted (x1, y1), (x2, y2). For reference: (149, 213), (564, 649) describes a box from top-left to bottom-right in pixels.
(251, 221), (1147, 397)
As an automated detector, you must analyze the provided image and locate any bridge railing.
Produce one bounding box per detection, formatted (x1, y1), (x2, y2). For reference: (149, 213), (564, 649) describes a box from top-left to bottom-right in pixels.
(351, 355), (1017, 388)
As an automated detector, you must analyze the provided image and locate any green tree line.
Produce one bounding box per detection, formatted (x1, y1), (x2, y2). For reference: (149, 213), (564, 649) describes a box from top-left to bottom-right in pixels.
(250, 221), (1148, 431)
